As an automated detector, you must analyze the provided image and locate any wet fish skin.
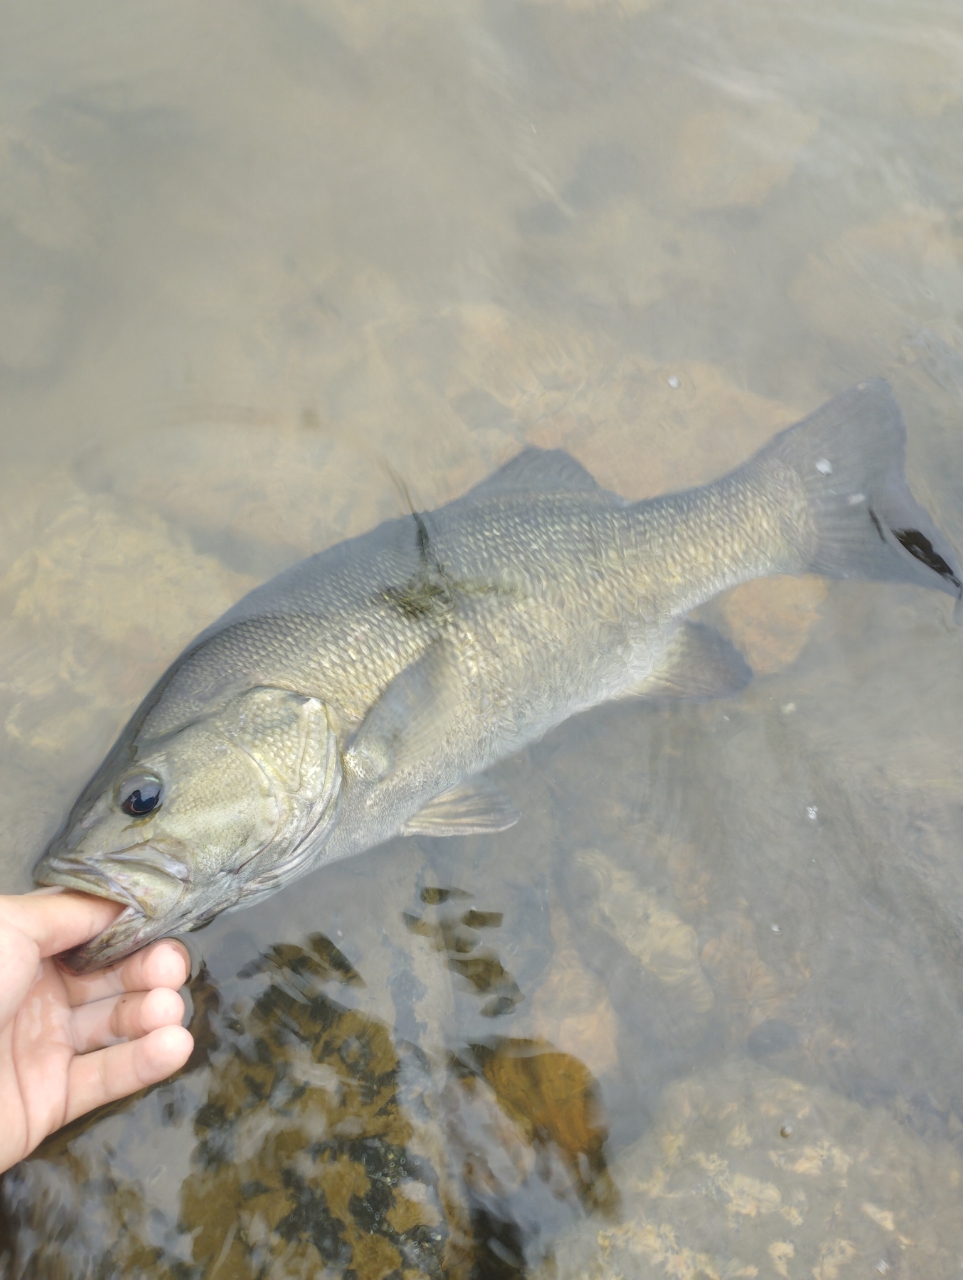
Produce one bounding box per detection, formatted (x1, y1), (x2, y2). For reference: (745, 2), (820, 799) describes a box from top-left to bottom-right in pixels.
(34, 380), (962, 971)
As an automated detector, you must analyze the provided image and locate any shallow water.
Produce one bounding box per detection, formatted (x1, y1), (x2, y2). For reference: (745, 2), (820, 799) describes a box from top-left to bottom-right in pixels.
(2, 0), (963, 1275)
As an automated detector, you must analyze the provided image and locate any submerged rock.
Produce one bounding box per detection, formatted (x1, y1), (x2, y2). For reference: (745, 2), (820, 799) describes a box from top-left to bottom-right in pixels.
(717, 575), (827, 675)
(574, 847), (715, 1032)
(789, 206), (963, 354)
(0, 473), (252, 751)
(534, 1058), (963, 1278)
(669, 103), (818, 211)
(526, 903), (620, 1076)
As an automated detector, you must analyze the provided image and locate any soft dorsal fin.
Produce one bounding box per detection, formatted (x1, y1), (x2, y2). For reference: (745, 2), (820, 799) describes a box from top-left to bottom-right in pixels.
(467, 446), (615, 498)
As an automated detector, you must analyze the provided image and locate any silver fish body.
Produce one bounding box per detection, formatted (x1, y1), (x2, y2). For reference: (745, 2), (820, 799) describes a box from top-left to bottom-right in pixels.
(34, 381), (962, 970)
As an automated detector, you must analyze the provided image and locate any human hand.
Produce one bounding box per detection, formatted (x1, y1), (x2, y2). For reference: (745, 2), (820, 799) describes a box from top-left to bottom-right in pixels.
(0, 890), (193, 1175)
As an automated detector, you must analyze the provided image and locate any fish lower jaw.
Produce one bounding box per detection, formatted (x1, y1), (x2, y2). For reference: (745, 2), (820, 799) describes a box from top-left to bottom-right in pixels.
(55, 914), (151, 975)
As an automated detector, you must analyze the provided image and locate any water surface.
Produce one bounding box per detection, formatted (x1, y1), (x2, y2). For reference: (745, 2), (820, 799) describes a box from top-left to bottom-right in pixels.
(2, 1), (963, 1276)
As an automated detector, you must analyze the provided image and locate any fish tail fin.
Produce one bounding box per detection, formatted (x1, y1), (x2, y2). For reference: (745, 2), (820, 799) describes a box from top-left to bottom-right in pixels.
(759, 379), (962, 600)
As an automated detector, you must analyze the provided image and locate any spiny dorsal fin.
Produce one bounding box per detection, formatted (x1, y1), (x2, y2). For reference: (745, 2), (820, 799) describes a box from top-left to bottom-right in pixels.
(467, 446), (617, 499)
(402, 778), (520, 837)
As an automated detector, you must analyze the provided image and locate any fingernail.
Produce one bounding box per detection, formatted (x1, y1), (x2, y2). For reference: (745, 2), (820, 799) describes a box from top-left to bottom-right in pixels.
(180, 984), (195, 1028)
(167, 934), (202, 982)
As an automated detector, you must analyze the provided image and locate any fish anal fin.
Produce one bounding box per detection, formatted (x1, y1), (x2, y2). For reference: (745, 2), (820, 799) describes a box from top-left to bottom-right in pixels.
(403, 779), (520, 837)
(630, 621), (752, 700)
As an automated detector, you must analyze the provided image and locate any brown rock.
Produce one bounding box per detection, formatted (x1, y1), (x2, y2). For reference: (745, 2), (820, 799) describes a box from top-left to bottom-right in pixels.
(719, 574), (827, 675)
(700, 910), (794, 1039)
(454, 317), (815, 615)
(789, 206), (963, 352)
(451, 1038), (619, 1216)
(0, 473), (253, 756)
(670, 103), (818, 211)
(527, 903), (620, 1076)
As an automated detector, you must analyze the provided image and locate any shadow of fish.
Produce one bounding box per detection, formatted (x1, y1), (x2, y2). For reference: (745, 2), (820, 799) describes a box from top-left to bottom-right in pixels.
(35, 380), (962, 971)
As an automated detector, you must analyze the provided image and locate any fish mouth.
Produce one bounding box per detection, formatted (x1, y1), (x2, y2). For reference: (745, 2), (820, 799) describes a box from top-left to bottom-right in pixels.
(35, 843), (194, 974)
(36, 855), (140, 911)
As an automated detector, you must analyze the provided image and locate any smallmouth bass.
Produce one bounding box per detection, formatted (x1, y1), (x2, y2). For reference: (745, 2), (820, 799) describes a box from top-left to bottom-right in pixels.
(34, 380), (962, 971)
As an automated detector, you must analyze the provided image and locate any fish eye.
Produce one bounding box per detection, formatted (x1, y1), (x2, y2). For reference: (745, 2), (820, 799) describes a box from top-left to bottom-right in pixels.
(118, 774), (163, 818)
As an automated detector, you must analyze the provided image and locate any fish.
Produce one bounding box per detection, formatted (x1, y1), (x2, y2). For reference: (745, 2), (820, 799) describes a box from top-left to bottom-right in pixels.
(34, 380), (962, 972)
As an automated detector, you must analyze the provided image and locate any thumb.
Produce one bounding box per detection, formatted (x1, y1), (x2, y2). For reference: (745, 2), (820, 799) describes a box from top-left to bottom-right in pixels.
(0, 890), (124, 960)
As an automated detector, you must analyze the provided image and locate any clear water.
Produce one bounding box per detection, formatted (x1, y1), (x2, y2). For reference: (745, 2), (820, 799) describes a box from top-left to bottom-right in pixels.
(2, 1), (963, 1276)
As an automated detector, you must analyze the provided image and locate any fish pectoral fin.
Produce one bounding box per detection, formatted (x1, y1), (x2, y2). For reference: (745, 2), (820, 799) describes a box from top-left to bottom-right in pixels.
(346, 647), (519, 836)
(629, 621), (752, 700)
(345, 640), (462, 782)
(402, 779), (520, 837)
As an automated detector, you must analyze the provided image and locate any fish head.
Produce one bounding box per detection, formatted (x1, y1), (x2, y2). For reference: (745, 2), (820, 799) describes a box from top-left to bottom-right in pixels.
(34, 687), (342, 972)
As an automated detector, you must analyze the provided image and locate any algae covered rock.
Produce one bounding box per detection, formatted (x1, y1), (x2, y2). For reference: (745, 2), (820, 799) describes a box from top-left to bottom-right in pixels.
(179, 934), (460, 1280)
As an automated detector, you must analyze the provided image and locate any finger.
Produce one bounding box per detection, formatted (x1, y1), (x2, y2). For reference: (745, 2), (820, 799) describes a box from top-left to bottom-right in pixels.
(65, 1025), (194, 1124)
(70, 987), (186, 1054)
(61, 939), (191, 1007)
(0, 927), (44, 1027)
(0, 891), (123, 960)
(8, 962), (76, 1144)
